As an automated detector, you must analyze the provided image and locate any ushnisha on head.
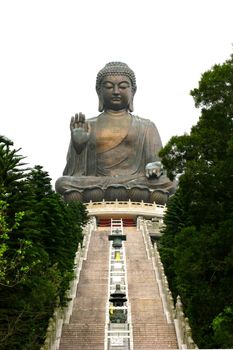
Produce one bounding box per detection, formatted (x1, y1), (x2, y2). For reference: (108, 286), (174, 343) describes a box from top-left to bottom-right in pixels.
(96, 62), (137, 112)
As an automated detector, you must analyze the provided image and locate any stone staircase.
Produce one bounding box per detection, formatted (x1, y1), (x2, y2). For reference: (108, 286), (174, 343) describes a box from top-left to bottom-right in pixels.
(58, 225), (178, 350)
(125, 227), (178, 349)
(59, 229), (109, 350)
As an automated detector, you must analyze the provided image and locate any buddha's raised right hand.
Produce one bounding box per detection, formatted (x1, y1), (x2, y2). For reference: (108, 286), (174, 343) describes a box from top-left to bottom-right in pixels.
(70, 112), (91, 154)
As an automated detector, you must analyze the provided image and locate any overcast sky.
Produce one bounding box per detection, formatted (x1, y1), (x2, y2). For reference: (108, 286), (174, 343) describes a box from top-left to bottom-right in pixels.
(1, 0), (233, 187)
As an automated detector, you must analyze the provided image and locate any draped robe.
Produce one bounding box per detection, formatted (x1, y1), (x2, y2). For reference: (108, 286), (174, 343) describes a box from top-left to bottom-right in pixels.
(55, 114), (174, 194)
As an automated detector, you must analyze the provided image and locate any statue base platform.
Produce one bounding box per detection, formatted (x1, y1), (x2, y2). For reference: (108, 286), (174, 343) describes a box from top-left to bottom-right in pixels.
(63, 184), (169, 205)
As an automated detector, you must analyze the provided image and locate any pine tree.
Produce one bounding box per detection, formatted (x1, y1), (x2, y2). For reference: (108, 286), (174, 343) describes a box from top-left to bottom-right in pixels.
(0, 139), (87, 349)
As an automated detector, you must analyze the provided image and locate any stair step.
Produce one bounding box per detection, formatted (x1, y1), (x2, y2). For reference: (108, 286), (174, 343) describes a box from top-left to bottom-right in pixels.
(125, 229), (178, 349)
(59, 323), (105, 350)
(59, 230), (109, 350)
(58, 226), (178, 350)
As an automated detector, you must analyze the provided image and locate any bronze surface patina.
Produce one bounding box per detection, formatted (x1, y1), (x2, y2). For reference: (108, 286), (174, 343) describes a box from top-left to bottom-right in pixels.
(55, 62), (176, 204)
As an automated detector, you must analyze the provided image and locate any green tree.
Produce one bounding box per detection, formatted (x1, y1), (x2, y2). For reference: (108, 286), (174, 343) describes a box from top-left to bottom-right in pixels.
(0, 138), (87, 349)
(212, 306), (233, 348)
(0, 136), (37, 287)
(159, 53), (233, 348)
(26, 165), (88, 302)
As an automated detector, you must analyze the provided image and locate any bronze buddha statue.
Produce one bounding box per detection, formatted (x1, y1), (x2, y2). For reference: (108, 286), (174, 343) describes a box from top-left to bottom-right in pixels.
(55, 62), (176, 204)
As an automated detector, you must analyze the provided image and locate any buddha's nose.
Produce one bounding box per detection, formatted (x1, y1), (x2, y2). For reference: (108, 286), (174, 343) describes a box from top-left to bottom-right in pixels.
(113, 84), (120, 94)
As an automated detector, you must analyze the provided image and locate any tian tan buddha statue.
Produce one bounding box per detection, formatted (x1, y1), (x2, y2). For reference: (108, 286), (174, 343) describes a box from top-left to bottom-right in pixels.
(55, 62), (176, 204)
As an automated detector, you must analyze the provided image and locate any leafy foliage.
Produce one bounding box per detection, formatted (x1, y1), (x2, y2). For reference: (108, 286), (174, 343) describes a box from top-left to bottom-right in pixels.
(0, 137), (87, 349)
(212, 306), (233, 348)
(159, 54), (233, 348)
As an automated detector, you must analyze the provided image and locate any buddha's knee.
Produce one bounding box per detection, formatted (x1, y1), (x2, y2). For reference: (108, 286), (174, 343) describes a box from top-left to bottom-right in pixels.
(55, 176), (67, 194)
(55, 177), (83, 202)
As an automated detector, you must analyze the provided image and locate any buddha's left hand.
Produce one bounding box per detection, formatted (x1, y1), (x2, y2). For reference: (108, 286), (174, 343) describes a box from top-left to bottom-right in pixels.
(145, 161), (163, 179)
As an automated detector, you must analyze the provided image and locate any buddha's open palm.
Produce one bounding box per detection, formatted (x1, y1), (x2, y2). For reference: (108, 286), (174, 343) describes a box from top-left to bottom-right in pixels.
(70, 113), (90, 153)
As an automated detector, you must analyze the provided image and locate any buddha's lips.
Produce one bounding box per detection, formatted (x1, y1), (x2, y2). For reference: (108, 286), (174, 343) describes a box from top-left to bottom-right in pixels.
(112, 97), (121, 101)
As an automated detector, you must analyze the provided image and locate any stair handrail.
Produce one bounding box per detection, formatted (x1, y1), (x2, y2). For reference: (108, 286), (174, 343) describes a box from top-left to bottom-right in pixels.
(174, 296), (198, 349)
(153, 238), (198, 349)
(127, 301), (134, 350)
(40, 217), (96, 350)
(153, 242), (176, 321)
(122, 236), (134, 350)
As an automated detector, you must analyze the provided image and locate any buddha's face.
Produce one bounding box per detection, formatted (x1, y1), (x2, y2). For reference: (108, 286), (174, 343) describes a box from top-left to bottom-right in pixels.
(100, 75), (133, 111)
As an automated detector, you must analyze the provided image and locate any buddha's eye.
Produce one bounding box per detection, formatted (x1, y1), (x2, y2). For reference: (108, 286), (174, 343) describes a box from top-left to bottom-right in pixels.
(119, 82), (130, 89)
(103, 82), (114, 89)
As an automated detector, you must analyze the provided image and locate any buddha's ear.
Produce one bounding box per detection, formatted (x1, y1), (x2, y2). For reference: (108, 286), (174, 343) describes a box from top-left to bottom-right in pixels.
(129, 96), (134, 112)
(98, 95), (104, 112)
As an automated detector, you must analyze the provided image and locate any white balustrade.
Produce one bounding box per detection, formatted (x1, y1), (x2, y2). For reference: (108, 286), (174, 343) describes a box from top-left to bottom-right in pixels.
(87, 199), (166, 218)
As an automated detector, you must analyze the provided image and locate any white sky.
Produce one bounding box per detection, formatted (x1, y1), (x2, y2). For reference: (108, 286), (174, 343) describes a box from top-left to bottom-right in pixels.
(1, 0), (233, 188)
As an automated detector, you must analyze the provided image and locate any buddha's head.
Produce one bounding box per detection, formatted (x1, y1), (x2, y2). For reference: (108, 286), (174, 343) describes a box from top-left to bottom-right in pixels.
(96, 62), (137, 112)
